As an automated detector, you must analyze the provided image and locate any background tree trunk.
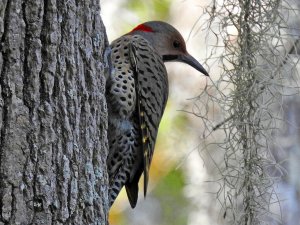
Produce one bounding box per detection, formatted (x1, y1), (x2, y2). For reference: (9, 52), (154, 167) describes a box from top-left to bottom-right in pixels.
(0, 0), (109, 224)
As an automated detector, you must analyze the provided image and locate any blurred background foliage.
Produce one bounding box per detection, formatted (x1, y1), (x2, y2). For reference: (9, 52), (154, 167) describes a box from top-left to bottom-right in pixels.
(125, 0), (171, 21)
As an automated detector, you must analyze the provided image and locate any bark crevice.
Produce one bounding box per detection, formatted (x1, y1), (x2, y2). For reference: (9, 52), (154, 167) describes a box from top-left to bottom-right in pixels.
(0, 1), (12, 221)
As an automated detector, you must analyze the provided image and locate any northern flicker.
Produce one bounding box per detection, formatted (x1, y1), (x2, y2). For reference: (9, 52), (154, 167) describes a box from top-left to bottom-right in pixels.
(106, 21), (208, 208)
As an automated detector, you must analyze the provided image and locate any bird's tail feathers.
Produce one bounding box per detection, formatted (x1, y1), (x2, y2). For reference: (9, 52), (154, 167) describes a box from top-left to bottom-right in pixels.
(125, 181), (139, 208)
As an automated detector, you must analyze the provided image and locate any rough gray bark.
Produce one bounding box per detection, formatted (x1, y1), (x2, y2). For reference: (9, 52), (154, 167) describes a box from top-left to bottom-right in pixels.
(0, 0), (109, 224)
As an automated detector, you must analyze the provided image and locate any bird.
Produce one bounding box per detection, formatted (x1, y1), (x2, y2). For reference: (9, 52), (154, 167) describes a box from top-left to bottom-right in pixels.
(106, 21), (208, 209)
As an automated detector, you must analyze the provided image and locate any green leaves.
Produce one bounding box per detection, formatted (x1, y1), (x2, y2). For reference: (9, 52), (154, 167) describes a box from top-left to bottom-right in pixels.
(124, 0), (171, 21)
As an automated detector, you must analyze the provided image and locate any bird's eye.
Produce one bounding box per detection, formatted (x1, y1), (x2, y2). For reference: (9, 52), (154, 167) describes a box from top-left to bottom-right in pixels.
(173, 40), (181, 49)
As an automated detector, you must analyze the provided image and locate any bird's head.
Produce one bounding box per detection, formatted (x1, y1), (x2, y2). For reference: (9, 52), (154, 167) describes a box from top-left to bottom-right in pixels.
(129, 21), (209, 76)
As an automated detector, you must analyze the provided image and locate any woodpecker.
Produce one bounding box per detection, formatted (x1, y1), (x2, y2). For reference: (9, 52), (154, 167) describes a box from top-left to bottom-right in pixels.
(106, 21), (208, 208)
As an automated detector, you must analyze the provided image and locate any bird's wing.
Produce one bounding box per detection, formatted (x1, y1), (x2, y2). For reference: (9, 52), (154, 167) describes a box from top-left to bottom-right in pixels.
(128, 43), (151, 196)
(128, 39), (168, 196)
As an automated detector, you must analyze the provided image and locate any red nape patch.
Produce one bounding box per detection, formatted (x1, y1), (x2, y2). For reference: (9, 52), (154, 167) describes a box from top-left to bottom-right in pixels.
(130, 24), (153, 33)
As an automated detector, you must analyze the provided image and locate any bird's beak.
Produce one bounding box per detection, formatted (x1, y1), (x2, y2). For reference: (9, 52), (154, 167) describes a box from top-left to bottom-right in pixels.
(177, 54), (209, 76)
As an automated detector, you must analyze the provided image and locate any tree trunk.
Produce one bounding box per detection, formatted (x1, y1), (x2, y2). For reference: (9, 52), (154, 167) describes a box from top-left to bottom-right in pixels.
(0, 0), (109, 224)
